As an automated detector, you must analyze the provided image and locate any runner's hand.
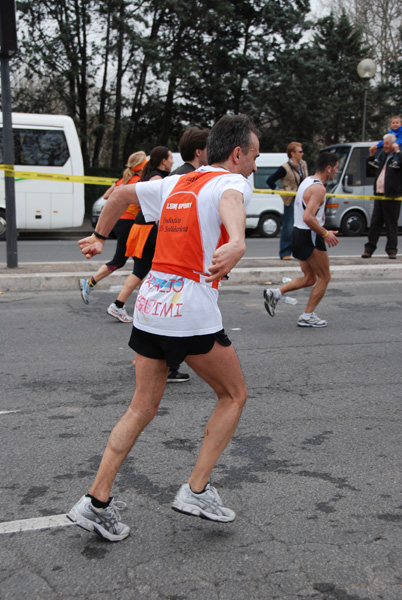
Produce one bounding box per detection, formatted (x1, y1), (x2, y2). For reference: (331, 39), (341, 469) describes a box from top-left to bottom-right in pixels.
(206, 240), (245, 282)
(325, 230), (339, 248)
(78, 234), (105, 259)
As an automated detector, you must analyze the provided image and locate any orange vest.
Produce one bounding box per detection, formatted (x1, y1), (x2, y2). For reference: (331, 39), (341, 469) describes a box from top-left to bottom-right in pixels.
(117, 175), (141, 219)
(152, 170), (229, 288)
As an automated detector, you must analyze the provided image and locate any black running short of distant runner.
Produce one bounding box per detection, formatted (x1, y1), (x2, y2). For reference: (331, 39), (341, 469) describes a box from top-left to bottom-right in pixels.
(292, 227), (327, 261)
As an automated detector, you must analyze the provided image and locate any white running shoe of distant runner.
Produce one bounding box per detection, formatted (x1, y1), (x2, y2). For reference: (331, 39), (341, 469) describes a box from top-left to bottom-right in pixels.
(263, 289), (279, 317)
(106, 303), (133, 323)
(297, 312), (327, 328)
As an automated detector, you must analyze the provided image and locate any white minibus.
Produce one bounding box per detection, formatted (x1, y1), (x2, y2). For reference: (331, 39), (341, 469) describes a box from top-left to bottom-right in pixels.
(0, 113), (84, 240)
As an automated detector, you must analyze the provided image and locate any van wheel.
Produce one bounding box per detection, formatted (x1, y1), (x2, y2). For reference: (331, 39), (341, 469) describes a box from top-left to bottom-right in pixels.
(0, 210), (6, 241)
(340, 211), (366, 236)
(257, 213), (280, 238)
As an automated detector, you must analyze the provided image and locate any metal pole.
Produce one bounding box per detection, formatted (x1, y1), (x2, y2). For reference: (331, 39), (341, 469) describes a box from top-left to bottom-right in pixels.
(1, 55), (18, 267)
(362, 80), (368, 143)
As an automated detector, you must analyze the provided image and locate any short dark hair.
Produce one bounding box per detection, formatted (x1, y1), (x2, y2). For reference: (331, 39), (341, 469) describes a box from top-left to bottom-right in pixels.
(316, 152), (339, 172)
(178, 127), (209, 162)
(207, 114), (260, 164)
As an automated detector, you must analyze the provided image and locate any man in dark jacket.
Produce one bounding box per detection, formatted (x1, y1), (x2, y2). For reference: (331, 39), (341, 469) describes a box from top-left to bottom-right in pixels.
(362, 134), (402, 259)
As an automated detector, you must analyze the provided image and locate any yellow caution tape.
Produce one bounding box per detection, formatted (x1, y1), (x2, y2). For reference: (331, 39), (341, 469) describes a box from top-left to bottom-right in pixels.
(0, 164), (116, 186)
(0, 164), (401, 199)
(253, 187), (402, 202)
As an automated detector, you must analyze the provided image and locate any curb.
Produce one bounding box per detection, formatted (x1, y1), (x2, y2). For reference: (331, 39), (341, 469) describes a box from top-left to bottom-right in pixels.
(1, 260), (402, 292)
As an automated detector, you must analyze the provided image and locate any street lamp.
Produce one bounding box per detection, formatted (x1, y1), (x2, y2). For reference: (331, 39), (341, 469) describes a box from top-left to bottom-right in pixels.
(357, 59), (376, 142)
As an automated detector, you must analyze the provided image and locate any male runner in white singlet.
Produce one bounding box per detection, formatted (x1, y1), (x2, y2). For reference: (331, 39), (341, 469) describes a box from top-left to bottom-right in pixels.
(264, 152), (339, 327)
(67, 114), (260, 541)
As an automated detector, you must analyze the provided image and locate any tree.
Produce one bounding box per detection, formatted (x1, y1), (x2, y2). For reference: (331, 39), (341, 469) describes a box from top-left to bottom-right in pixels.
(331, 0), (402, 83)
(16, 0), (99, 167)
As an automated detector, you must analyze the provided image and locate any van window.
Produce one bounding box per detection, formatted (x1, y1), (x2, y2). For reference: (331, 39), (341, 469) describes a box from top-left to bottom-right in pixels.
(323, 146), (350, 192)
(0, 128), (70, 167)
(344, 146), (375, 187)
(254, 166), (283, 190)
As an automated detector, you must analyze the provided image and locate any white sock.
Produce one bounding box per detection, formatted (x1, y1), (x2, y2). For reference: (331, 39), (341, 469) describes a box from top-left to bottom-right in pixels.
(301, 312), (312, 319)
(275, 289), (282, 300)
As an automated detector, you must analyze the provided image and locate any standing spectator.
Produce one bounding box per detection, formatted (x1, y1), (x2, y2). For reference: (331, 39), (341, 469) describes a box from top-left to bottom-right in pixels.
(79, 151), (147, 313)
(368, 115), (402, 169)
(266, 142), (308, 260)
(362, 134), (402, 259)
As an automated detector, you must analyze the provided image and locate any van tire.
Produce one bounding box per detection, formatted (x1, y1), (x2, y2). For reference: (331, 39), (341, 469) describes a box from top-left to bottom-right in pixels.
(340, 210), (366, 236)
(0, 210), (6, 241)
(257, 213), (280, 238)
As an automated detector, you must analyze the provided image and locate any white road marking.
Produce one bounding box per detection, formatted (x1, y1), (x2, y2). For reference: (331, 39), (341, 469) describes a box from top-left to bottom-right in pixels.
(0, 514), (73, 535)
(0, 410), (21, 415)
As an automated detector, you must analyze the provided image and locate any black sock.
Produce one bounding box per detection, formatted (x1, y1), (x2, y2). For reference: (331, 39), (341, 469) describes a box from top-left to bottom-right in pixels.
(86, 494), (111, 509)
(115, 300), (124, 309)
(89, 277), (97, 287)
(190, 484), (208, 495)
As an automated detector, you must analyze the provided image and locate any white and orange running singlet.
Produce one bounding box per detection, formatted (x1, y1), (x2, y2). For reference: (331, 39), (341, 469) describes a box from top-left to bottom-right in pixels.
(133, 166), (252, 336)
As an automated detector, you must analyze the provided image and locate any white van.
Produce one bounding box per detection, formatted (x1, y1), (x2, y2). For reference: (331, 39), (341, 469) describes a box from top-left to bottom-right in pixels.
(91, 151), (288, 238)
(246, 152), (288, 237)
(322, 142), (402, 235)
(0, 113), (85, 240)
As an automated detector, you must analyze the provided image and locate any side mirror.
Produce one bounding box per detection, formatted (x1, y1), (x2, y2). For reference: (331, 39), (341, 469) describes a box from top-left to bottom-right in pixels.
(343, 173), (354, 193)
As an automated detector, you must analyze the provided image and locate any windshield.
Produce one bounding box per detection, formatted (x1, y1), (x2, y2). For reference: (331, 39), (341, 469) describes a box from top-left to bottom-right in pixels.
(320, 146), (351, 193)
(252, 166), (283, 190)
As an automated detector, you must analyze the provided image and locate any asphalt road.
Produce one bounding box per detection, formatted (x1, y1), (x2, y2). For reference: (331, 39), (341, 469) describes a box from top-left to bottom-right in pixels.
(1, 281), (401, 599)
(0, 234), (393, 264)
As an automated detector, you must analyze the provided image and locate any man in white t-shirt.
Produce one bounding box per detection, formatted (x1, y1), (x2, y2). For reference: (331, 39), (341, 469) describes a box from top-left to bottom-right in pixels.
(67, 114), (260, 541)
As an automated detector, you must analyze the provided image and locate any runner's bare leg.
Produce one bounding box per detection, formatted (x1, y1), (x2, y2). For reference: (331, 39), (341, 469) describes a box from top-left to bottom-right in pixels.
(89, 354), (168, 502)
(185, 342), (247, 492)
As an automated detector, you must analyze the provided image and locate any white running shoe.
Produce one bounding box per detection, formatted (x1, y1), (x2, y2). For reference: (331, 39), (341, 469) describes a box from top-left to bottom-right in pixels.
(79, 278), (93, 305)
(263, 288), (278, 317)
(67, 495), (130, 542)
(107, 303), (133, 323)
(297, 312), (327, 328)
(172, 483), (235, 522)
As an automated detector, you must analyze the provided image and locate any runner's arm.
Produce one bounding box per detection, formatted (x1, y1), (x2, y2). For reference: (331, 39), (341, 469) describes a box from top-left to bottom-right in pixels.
(206, 189), (246, 282)
(303, 186), (338, 247)
(78, 184), (139, 259)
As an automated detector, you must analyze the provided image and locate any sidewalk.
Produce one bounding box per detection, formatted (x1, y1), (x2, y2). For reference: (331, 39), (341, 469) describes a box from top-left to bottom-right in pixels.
(1, 255), (402, 292)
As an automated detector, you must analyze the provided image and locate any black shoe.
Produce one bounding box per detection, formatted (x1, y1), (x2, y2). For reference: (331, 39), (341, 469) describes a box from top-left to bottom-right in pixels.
(368, 159), (379, 169)
(167, 370), (190, 383)
(361, 251), (372, 258)
(389, 160), (400, 169)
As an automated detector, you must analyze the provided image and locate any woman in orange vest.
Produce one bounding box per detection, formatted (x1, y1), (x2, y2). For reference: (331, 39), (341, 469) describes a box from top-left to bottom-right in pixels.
(108, 146), (173, 322)
(79, 151), (147, 314)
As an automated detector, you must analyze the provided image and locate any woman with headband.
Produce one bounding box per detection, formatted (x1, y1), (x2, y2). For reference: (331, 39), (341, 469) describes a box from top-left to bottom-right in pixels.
(79, 151), (147, 320)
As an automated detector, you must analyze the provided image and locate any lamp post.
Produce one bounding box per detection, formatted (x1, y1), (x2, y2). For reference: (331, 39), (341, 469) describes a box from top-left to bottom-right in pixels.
(357, 59), (376, 142)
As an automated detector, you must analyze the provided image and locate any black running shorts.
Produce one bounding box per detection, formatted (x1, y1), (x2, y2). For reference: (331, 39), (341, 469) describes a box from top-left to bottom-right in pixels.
(128, 327), (232, 368)
(292, 227), (327, 261)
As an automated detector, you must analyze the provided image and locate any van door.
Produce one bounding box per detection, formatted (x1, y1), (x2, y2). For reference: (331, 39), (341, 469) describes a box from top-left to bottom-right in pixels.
(246, 167), (284, 237)
(339, 145), (375, 235)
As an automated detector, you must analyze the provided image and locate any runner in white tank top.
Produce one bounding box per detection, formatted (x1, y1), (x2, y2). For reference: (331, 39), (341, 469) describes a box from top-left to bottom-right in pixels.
(264, 153), (340, 328)
(294, 176), (326, 229)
